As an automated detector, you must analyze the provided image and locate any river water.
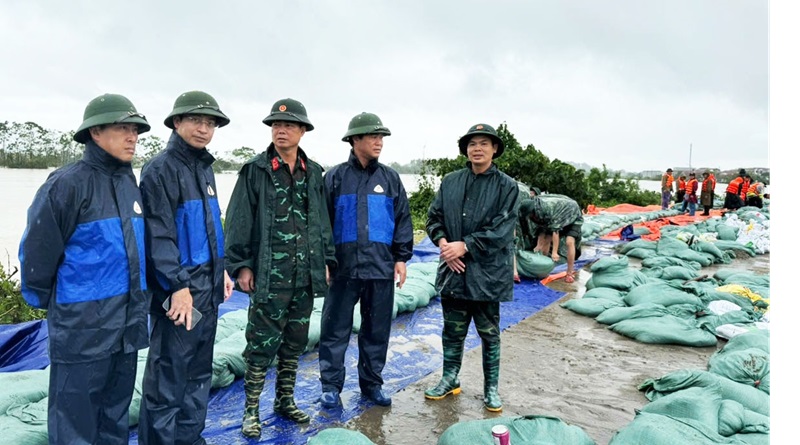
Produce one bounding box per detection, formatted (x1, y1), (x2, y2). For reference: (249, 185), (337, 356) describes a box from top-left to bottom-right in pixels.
(1, 168), (761, 272)
(0, 168), (428, 271)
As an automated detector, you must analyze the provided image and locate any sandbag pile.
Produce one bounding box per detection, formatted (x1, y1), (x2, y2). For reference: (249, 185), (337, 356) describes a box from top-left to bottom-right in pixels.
(611, 330), (770, 444)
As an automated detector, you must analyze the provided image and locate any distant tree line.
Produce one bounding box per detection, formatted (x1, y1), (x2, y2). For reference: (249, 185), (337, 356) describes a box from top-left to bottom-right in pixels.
(0, 120), (257, 173)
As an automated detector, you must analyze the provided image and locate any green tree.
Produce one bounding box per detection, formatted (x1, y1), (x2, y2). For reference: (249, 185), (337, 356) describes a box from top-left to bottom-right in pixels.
(231, 146), (257, 163)
(134, 135), (166, 167)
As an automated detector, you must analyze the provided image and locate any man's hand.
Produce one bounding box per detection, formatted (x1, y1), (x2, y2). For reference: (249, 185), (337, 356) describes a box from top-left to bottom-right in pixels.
(394, 262), (407, 289)
(237, 267), (255, 293)
(551, 252), (560, 262)
(167, 287), (194, 330)
(445, 258), (466, 273)
(440, 240), (467, 262)
(223, 270), (234, 301)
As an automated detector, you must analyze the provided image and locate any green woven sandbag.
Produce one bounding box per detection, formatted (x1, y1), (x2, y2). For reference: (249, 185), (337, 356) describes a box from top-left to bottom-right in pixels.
(437, 415), (595, 445)
(708, 348), (770, 394)
(582, 287), (625, 301)
(696, 311), (759, 335)
(595, 303), (669, 325)
(307, 427), (377, 445)
(717, 399), (770, 436)
(655, 236), (691, 255)
(618, 239), (657, 254)
(642, 256), (701, 270)
(641, 266), (699, 281)
(516, 250), (555, 279)
(692, 240), (727, 262)
(714, 240), (756, 257)
(0, 369), (49, 415)
(625, 247), (658, 259)
(609, 387), (736, 445)
(716, 225), (739, 241)
(639, 369), (770, 416)
(721, 330), (769, 354)
(561, 298), (626, 317)
(0, 405), (49, 445)
(610, 315), (718, 346)
(590, 255), (630, 273)
(623, 282), (702, 307)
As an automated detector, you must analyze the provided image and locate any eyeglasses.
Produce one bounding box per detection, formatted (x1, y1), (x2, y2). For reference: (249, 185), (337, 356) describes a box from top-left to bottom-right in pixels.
(184, 115), (218, 128)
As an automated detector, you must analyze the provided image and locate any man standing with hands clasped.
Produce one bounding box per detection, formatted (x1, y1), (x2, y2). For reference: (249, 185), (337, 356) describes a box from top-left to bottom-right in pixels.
(137, 91), (235, 445)
(318, 112), (413, 409)
(424, 123), (519, 412)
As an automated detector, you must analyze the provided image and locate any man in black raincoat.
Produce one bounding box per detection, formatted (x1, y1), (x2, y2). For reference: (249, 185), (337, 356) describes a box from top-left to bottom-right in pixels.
(424, 123), (520, 412)
(137, 91), (235, 445)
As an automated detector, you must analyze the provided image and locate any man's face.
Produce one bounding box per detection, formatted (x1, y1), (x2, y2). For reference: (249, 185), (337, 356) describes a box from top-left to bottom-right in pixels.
(90, 123), (139, 163)
(352, 134), (384, 162)
(174, 114), (217, 149)
(271, 121), (306, 150)
(467, 135), (497, 168)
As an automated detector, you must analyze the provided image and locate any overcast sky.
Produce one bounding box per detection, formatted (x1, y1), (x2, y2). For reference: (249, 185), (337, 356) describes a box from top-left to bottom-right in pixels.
(0, 0), (772, 172)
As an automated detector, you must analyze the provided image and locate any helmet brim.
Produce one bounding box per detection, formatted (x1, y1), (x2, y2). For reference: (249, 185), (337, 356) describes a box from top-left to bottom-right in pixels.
(341, 125), (391, 142)
(164, 106), (230, 129)
(262, 112), (314, 131)
(458, 132), (505, 158)
(74, 111), (151, 143)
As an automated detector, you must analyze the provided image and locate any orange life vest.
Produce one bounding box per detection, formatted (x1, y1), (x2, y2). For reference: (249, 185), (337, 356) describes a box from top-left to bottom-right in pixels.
(739, 179), (750, 200)
(703, 175), (716, 193)
(686, 178), (699, 196)
(747, 182), (762, 197)
(726, 176), (744, 195)
(664, 174), (674, 188)
(677, 179), (686, 191)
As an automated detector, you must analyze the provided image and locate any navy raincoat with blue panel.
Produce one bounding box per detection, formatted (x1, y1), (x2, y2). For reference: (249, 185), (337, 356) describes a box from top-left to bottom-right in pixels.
(19, 140), (149, 363)
(137, 132), (226, 444)
(19, 140), (149, 443)
(324, 151), (414, 279)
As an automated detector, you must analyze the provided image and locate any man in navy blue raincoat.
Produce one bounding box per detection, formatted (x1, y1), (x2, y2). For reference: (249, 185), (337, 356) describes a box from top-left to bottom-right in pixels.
(19, 93), (151, 444)
(137, 91), (234, 445)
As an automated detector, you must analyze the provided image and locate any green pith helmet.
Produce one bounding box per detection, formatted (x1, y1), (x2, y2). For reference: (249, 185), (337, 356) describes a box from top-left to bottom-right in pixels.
(458, 123), (505, 158)
(74, 94), (151, 143)
(262, 98), (314, 131)
(164, 90), (230, 129)
(342, 112), (391, 142)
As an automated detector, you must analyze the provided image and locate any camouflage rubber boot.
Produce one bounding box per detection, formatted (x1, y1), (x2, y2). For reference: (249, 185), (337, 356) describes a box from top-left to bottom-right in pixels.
(482, 340), (502, 412)
(273, 358), (310, 423)
(242, 363), (267, 438)
(424, 340), (463, 400)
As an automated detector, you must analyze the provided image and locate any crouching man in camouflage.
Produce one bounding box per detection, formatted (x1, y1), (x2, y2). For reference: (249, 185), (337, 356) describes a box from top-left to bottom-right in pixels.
(224, 98), (335, 438)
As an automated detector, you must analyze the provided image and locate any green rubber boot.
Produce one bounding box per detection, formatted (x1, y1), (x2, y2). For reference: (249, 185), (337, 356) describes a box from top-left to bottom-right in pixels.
(424, 339), (463, 400)
(273, 358), (310, 423)
(241, 363), (266, 438)
(482, 340), (502, 412)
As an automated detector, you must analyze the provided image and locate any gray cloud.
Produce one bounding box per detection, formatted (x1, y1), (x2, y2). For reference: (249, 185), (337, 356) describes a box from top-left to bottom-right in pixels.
(0, 0), (768, 171)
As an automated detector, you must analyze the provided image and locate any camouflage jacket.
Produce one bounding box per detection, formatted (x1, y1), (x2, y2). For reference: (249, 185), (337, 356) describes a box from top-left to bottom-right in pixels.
(224, 145), (336, 303)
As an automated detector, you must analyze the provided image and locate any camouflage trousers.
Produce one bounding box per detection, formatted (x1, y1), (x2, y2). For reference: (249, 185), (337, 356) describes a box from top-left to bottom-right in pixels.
(440, 298), (501, 384)
(243, 286), (313, 368)
(242, 286), (314, 426)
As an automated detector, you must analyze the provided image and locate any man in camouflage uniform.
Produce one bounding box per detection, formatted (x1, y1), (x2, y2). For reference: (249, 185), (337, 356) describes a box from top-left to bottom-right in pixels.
(424, 123), (520, 413)
(224, 98), (335, 438)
